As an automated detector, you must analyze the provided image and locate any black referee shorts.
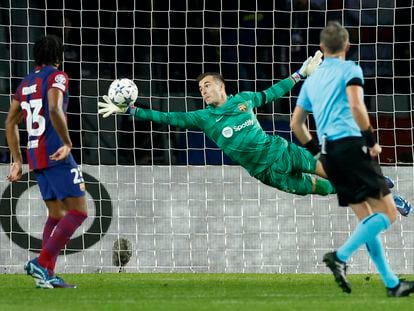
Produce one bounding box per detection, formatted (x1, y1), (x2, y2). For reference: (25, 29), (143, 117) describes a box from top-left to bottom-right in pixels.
(320, 136), (390, 207)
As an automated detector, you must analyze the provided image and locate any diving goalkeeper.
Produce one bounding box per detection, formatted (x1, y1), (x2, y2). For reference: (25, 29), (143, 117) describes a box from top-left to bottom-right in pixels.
(99, 52), (335, 196)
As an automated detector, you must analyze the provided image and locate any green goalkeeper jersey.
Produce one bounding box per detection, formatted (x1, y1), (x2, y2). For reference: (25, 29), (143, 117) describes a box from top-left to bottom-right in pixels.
(130, 77), (295, 176)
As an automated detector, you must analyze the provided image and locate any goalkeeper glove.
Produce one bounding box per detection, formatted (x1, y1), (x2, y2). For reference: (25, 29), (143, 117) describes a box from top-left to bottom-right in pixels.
(98, 95), (132, 118)
(291, 50), (323, 83)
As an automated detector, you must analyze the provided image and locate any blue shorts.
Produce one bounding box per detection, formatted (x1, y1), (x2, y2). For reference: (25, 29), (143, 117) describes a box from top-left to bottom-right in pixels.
(33, 163), (86, 201)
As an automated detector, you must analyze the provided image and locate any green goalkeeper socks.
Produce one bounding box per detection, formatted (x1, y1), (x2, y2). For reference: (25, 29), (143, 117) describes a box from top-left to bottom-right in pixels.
(314, 178), (336, 195)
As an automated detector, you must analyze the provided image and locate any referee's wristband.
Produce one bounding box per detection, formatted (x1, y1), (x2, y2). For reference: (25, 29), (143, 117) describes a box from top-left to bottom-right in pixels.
(303, 138), (320, 156)
(361, 126), (376, 147)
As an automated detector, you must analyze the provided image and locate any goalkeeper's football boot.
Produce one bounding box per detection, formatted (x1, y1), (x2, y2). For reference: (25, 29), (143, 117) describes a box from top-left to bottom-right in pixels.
(383, 176), (394, 189)
(383, 176), (412, 216)
(49, 275), (77, 288)
(387, 279), (414, 297)
(393, 194), (412, 217)
(323, 251), (351, 294)
(24, 257), (53, 289)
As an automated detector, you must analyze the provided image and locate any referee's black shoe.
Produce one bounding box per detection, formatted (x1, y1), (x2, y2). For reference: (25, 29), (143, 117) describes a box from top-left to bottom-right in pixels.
(387, 279), (414, 297)
(323, 251), (351, 294)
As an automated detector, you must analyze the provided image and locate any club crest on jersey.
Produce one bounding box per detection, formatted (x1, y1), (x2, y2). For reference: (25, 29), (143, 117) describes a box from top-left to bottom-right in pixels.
(238, 104), (247, 112)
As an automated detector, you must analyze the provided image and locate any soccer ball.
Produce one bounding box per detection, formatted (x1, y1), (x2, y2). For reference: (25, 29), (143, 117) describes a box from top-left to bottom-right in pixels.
(108, 78), (138, 105)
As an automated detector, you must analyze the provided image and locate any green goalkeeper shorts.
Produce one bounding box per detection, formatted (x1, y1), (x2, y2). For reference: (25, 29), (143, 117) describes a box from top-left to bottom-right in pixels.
(254, 142), (317, 195)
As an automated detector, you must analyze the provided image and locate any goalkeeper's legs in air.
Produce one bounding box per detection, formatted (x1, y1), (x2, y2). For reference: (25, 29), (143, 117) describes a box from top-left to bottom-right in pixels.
(383, 176), (412, 217)
(254, 141), (335, 196)
(255, 142), (413, 216)
(311, 162), (411, 216)
(292, 142), (412, 214)
(255, 167), (334, 196)
(25, 165), (88, 289)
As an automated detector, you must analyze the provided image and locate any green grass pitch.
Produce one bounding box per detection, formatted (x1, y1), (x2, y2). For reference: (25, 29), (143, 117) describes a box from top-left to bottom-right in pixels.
(1, 273), (413, 310)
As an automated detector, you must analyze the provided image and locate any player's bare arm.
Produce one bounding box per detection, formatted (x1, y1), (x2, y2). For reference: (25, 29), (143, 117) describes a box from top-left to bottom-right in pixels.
(290, 106), (313, 145)
(346, 85), (381, 157)
(48, 87), (72, 160)
(291, 106), (321, 157)
(5, 98), (23, 181)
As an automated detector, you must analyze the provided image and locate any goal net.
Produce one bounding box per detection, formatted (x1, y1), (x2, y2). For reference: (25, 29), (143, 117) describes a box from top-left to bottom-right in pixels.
(0, 0), (413, 274)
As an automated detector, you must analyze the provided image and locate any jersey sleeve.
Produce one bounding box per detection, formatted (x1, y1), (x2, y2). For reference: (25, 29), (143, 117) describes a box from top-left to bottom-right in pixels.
(47, 71), (69, 94)
(344, 62), (364, 86)
(237, 91), (265, 109)
(258, 77), (295, 108)
(237, 77), (295, 108)
(132, 107), (203, 129)
(296, 82), (312, 112)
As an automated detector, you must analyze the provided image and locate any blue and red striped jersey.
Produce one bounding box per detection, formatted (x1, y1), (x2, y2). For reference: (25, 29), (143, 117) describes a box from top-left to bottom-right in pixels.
(14, 66), (75, 170)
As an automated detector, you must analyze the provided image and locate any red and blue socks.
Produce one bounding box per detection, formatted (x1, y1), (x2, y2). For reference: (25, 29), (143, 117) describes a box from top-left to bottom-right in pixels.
(42, 216), (60, 275)
(38, 209), (87, 271)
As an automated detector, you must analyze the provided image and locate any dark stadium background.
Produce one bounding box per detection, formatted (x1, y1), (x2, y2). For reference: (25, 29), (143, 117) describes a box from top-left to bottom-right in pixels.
(0, 0), (412, 165)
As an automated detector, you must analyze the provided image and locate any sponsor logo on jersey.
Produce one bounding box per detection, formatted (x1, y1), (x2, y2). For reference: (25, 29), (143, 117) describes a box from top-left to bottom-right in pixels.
(52, 74), (67, 91)
(233, 119), (253, 132)
(222, 126), (233, 138)
(222, 119), (254, 138)
(55, 74), (66, 84)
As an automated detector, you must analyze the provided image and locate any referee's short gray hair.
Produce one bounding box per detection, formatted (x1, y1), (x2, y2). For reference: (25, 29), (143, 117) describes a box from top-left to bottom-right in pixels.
(320, 21), (349, 54)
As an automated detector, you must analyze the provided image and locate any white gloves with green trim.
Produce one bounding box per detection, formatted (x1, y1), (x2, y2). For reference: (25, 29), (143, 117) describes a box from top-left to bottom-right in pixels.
(98, 95), (131, 118)
(291, 50), (323, 82)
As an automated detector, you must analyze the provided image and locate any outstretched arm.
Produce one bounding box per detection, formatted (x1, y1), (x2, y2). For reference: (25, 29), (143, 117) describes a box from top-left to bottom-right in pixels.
(129, 106), (201, 129)
(259, 51), (323, 106)
(98, 96), (201, 129)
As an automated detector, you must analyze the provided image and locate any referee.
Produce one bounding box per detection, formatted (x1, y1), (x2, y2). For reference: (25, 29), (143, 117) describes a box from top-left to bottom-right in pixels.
(292, 21), (414, 297)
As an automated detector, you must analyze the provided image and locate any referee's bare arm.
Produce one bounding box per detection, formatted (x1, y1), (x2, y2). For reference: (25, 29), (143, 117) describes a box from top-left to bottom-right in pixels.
(290, 106), (313, 146)
(346, 84), (381, 156)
